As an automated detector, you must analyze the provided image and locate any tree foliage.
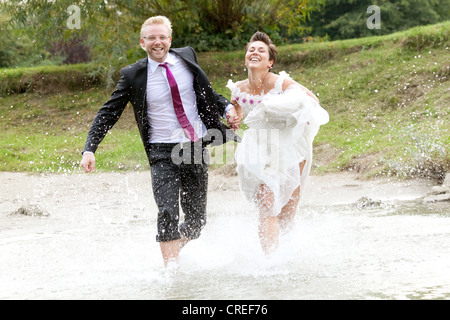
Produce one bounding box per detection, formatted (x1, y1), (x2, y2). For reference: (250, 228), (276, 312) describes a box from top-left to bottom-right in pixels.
(1, 0), (320, 69)
(1, 0), (448, 70)
(308, 0), (450, 40)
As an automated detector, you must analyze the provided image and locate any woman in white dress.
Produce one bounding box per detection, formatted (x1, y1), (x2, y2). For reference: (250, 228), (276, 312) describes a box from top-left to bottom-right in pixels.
(227, 32), (329, 254)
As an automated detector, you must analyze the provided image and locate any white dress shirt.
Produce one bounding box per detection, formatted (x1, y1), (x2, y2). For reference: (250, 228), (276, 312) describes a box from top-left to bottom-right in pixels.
(83, 53), (232, 155)
(146, 53), (207, 143)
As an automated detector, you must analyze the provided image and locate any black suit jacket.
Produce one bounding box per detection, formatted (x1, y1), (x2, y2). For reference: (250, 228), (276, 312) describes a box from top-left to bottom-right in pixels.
(83, 47), (240, 163)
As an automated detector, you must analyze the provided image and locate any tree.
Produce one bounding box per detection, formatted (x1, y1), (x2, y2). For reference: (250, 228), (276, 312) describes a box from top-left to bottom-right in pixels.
(307, 0), (450, 40)
(0, 12), (64, 68)
(1, 0), (322, 69)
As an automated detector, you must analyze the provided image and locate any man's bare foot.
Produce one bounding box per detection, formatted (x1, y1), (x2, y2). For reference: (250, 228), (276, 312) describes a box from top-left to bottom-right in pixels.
(179, 235), (190, 250)
(160, 235), (191, 268)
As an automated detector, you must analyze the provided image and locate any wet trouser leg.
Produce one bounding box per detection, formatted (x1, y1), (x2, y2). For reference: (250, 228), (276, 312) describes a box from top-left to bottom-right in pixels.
(149, 143), (208, 242)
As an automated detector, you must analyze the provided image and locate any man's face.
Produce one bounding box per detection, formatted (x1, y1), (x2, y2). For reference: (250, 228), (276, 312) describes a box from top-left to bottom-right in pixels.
(140, 24), (172, 63)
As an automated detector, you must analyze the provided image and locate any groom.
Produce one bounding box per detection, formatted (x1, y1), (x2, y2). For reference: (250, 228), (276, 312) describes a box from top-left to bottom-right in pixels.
(80, 16), (240, 267)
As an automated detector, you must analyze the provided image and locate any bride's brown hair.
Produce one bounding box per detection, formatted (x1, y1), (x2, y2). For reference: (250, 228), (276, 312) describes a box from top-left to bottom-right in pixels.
(246, 31), (278, 68)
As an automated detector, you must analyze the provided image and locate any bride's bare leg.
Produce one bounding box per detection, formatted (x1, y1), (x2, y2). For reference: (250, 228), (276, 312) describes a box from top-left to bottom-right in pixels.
(278, 186), (300, 231)
(278, 161), (306, 231)
(259, 215), (279, 254)
(256, 183), (279, 254)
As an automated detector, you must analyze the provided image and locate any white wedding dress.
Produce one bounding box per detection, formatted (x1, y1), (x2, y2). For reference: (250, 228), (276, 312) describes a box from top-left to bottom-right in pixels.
(227, 71), (329, 216)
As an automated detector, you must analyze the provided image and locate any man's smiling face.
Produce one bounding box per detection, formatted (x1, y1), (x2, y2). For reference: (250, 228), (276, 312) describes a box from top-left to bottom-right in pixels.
(140, 24), (172, 63)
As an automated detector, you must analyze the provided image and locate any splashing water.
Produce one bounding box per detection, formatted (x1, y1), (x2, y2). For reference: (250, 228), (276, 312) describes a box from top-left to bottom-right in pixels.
(0, 172), (449, 299)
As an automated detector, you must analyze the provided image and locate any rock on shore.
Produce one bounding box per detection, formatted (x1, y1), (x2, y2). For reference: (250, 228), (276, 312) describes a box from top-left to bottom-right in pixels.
(424, 173), (450, 203)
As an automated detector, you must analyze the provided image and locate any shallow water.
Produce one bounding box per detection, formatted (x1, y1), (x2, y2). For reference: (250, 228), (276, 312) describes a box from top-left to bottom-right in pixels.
(1, 185), (449, 300)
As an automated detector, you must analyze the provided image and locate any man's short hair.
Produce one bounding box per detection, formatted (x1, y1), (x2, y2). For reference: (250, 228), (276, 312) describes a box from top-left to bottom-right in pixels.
(141, 16), (172, 37)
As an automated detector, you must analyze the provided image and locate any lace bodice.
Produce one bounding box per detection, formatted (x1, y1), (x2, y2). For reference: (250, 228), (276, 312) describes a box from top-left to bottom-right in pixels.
(226, 71), (292, 116)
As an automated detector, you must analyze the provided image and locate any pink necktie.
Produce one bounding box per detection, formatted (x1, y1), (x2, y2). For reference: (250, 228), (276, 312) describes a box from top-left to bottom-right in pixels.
(159, 62), (199, 142)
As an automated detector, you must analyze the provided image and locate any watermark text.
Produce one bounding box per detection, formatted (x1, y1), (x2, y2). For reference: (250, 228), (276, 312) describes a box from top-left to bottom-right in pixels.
(367, 5), (381, 30)
(67, 5), (81, 29)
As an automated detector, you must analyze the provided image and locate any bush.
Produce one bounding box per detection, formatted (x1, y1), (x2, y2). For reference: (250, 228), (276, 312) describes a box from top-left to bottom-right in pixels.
(0, 64), (103, 95)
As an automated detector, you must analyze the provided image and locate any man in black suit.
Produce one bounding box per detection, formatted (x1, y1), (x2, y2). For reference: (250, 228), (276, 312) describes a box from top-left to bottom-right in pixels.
(80, 16), (240, 267)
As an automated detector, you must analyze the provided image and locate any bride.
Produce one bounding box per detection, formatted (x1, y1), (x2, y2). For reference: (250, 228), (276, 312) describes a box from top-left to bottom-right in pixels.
(227, 31), (329, 254)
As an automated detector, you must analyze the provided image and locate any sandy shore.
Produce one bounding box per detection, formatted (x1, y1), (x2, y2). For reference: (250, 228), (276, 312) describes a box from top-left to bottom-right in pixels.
(0, 170), (439, 217)
(0, 169), (440, 239)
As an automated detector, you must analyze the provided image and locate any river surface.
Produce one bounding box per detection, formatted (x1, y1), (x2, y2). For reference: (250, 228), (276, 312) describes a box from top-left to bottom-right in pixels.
(0, 172), (449, 299)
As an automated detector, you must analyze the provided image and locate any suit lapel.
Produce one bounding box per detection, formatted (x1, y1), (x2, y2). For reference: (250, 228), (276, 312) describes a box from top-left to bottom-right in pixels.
(170, 48), (199, 76)
(132, 58), (148, 108)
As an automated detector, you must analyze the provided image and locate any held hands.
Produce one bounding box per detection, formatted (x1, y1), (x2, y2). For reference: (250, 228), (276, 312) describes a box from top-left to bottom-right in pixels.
(226, 105), (242, 131)
(80, 108), (242, 174)
(80, 152), (96, 173)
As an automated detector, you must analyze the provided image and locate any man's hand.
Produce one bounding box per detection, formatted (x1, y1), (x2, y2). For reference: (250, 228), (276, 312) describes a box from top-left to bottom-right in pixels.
(80, 152), (96, 173)
(226, 106), (241, 131)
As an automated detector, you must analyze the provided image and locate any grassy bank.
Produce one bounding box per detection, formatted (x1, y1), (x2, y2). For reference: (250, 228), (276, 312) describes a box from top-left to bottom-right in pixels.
(1, 22), (449, 181)
(0, 64), (103, 95)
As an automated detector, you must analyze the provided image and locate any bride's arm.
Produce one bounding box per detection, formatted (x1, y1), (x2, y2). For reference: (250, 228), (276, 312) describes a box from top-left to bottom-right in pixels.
(226, 80), (245, 129)
(232, 100), (243, 119)
(232, 81), (245, 123)
(282, 78), (320, 103)
(227, 100), (243, 130)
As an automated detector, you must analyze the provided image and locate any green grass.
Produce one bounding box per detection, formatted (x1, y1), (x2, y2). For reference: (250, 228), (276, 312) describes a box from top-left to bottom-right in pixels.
(0, 87), (147, 173)
(1, 22), (449, 181)
(209, 22), (449, 181)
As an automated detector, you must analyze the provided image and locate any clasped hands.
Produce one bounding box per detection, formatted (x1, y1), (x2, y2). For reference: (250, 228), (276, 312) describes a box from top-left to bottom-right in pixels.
(226, 105), (242, 131)
(81, 106), (242, 173)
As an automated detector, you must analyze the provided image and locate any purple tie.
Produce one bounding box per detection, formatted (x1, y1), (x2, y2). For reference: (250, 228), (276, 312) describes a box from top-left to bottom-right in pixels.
(159, 62), (199, 142)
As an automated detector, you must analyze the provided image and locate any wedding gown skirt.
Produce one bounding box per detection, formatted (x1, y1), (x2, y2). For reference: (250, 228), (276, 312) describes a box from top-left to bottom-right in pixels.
(227, 72), (329, 216)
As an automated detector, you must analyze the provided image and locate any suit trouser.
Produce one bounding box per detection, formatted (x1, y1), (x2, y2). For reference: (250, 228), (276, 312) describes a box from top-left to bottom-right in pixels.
(149, 142), (209, 242)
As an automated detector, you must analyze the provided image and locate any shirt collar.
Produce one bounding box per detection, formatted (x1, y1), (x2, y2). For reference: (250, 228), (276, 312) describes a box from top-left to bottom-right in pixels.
(147, 52), (178, 73)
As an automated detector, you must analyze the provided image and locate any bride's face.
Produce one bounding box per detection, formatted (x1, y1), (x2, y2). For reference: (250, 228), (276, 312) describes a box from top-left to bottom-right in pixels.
(245, 41), (274, 71)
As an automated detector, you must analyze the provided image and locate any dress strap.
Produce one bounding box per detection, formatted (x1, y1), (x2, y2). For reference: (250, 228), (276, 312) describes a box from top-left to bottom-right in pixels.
(274, 71), (291, 93)
(226, 79), (240, 101)
(226, 79), (237, 94)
